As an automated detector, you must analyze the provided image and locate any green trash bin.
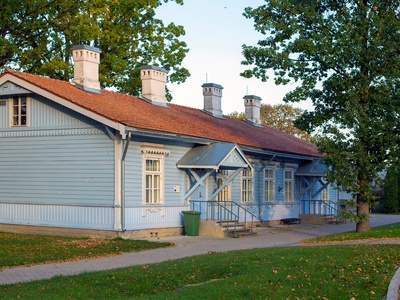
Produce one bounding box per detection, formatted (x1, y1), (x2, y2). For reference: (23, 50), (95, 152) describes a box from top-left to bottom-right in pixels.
(182, 211), (201, 236)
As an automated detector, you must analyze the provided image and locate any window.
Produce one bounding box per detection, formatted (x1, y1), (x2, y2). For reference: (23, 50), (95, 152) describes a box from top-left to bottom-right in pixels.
(264, 168), (275, 202)
(141, 143), (169, 205)
(11, 96), (28, 126)
(321, 179), (329, 201)
(284, 170), (294, 202)
(145, 159), (162, 204)
(217, 170), (230, 201)
(241, 169), (253, 202)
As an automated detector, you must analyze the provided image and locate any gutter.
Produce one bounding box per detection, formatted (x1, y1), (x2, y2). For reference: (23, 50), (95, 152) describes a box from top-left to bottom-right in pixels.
(120, 132), (132, 231)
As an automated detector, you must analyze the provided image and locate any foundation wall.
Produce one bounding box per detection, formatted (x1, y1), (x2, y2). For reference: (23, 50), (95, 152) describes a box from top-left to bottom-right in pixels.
(0, 224), (183, 240)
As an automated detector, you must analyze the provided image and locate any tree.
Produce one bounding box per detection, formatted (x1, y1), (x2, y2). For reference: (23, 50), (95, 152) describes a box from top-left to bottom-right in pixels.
(383, 165), (400, 213)
(229, 103), (311, 141)
(260, 104), (311, 141)
(241, 1), (400, 232)
(0, 0), (189, 99)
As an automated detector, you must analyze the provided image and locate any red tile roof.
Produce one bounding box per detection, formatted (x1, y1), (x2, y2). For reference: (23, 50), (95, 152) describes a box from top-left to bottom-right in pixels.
(1, 70), (319, 157)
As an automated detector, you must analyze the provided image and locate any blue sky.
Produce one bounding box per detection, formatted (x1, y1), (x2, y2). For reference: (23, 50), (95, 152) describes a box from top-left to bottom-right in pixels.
(156, 1), (312, 114)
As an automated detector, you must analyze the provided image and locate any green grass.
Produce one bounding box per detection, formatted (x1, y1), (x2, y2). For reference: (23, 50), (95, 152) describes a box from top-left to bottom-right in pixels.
(1, 244), (399, 299)
(0, 232), (171, 268)
(302, 222), (400, 243)
(1, 224), (400, 299)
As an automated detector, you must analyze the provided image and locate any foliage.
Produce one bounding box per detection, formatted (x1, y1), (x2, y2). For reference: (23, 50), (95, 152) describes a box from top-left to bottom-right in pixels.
(383, 165), (400, 213)
(0, 0), (189, 99)
(228, 111), (245, 120)
(260, 103), (311, 141)
(241, 0), (400, 232)
(229, 103), (311, 141)
(1, 244), (399, 299)
(0, 232), (171, 268)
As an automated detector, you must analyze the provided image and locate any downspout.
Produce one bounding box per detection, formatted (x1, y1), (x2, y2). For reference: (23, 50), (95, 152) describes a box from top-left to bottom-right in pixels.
(259, 155), (275, 221)
(120, 132), (131, 231)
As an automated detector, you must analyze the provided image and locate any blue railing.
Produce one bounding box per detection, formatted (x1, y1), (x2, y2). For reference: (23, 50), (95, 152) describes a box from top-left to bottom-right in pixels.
(301, 200), (343, 223)
(189, 200), (256, 233)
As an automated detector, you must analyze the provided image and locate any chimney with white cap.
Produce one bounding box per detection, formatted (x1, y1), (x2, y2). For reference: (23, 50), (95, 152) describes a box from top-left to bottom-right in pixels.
(72, 45), (101, 93)
(140, 65), (168, 106)
(202, 83), (223, 118)
(244, 95), (262, 126)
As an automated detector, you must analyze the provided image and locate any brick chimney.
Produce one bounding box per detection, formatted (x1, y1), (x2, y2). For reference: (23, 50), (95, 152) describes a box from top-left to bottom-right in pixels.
(202, 83), (223, 118)
(72, 45), (101, 93)
(140, 65), (168, 106)
(244, 95), (262, 126)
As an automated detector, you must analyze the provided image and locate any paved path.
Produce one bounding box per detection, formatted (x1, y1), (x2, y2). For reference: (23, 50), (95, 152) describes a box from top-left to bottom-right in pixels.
(1, 214), (400, 286)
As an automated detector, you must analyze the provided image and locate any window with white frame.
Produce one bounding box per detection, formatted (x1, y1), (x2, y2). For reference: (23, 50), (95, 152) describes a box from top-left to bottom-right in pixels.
(264, 168), (275, 202)
(241, 169), (253, 202)
(217, 170), (230, 201)
(284, 170), (294, 202)
(145, 158), (162, 204)
(10, 95), (29, 127)
(321, 179), (329, 201)
(141, 143), (169, 205)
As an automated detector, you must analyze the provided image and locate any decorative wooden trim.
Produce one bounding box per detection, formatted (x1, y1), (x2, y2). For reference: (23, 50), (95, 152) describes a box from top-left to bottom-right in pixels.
(0, 127), (103, 138)
(140, 143), (170, 156)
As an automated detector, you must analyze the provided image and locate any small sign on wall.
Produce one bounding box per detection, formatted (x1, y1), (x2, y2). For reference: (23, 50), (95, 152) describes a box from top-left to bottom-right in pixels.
(173, 185), (180, 193)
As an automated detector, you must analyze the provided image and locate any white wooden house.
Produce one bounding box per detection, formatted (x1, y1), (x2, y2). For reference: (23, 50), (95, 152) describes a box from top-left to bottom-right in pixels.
(0, 45), (338, 238)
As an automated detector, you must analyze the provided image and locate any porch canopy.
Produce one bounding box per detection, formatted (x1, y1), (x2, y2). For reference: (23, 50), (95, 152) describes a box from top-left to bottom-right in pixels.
(177, 143), (252, 200)
(295, 159), (327, 177)
(295, 160), (329, 199)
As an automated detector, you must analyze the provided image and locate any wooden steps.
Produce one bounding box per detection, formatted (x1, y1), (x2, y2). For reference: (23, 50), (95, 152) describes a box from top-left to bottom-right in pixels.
(322, 214), (346, 224)
(218, 220), (256, 238)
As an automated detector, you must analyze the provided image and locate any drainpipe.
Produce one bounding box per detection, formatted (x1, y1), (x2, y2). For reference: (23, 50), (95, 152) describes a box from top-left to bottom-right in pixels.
(259, 155), (275, 222)
(120, 132), (131, 231)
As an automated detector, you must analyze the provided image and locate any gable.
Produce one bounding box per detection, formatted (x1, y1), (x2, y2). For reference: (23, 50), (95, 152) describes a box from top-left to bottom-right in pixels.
(176, 143), (252, 171)
(0, 81), (31, 96)
(0, 72), (126, 138)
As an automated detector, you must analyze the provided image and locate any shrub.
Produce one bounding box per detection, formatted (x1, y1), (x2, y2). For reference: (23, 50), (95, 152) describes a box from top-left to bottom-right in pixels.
(383, 165), (399, 213)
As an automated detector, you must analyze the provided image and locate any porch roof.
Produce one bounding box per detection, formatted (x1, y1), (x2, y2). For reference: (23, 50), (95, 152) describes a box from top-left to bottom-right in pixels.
(295, 160), (327, 177)
(176, 143), (252, 170)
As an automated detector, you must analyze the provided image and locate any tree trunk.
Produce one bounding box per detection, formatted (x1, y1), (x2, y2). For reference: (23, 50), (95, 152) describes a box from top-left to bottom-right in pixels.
(356, 199), (370, 232)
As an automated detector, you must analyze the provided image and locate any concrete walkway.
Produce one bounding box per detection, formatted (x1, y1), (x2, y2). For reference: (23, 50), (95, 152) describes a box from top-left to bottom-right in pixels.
(1, 214), (399, 286)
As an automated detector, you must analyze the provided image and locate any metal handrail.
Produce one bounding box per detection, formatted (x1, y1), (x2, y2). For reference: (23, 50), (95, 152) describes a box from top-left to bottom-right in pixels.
(218, 201), (256, 231)
(189, 200), (256, 235)
(301, 200), (343, 223)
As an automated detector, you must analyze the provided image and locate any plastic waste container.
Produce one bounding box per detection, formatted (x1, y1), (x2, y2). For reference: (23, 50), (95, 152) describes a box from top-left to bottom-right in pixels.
(182, 211), (201, 236)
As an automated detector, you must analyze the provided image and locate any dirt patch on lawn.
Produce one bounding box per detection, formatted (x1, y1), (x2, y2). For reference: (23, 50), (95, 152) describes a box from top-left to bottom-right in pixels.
(56, 239), (110, 248)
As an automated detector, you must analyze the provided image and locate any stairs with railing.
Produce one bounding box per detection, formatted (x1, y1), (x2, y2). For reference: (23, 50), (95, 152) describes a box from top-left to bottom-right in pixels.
(301, 200), (346, 224)
(189, 200), (257, 237)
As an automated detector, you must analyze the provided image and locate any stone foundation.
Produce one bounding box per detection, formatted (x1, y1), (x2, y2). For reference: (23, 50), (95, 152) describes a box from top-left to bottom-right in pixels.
(0, 224), (183, 239)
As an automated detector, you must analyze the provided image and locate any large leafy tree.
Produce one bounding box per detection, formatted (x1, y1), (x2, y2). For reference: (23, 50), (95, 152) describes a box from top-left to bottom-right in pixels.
(229, 104), (311, 141)
(0, 0), (189, 98)
(241, 1), (400, 231)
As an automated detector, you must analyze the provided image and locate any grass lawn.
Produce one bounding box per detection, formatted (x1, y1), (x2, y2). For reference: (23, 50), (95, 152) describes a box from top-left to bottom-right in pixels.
(1, 244), (399, 299)
(0, 233), (172, 268)
(0, 223), (399, 299)
(302, 222), (400, 243)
